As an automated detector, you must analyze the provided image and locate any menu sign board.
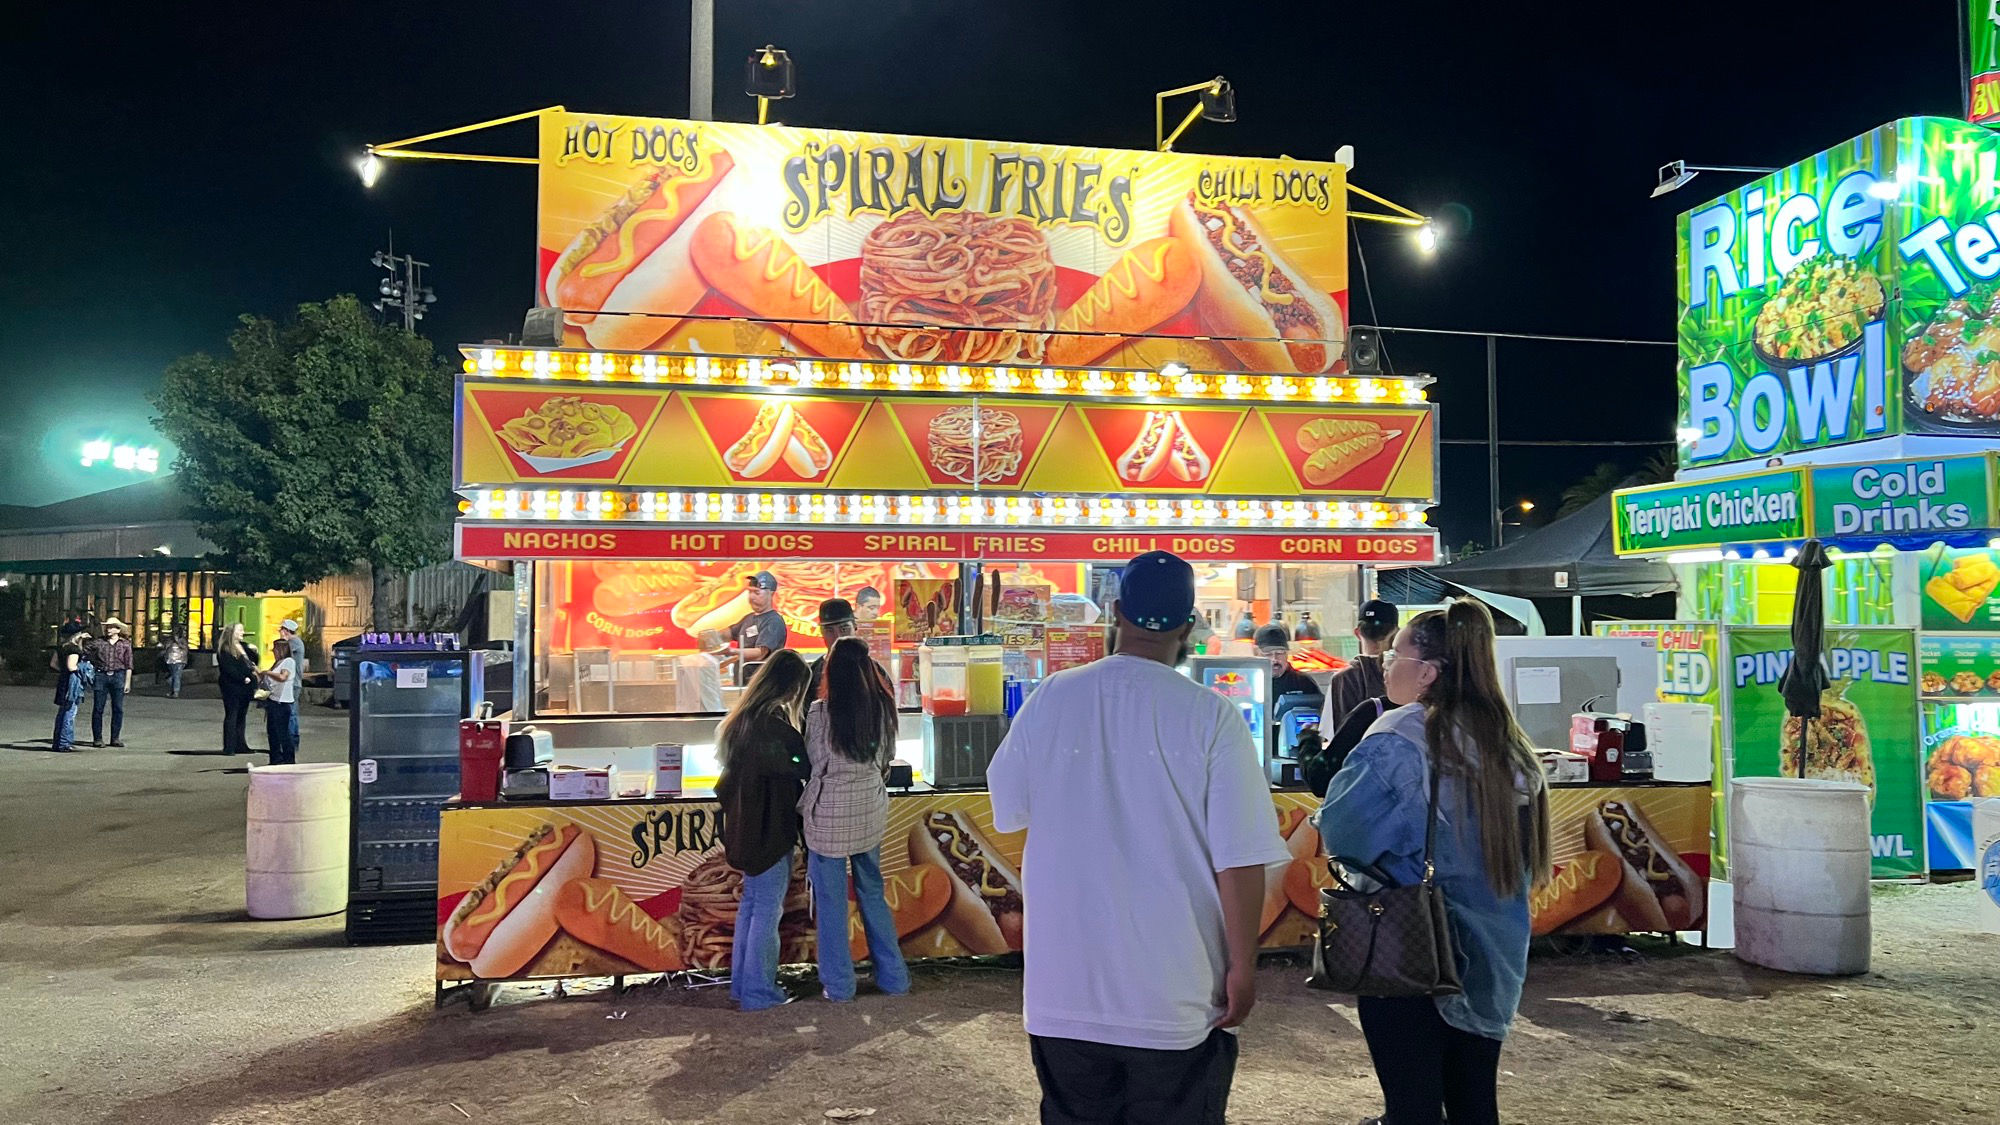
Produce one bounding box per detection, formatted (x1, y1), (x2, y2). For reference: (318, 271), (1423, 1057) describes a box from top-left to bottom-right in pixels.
(456, 379), (1438, 501)
(1727, 626), (1926, 879)
(1973, 0), (2000, 126)
(458, 525), (1441, 566)
(1611, 470), (1807, 554)
(1808, 456), (1992, 539)
(1920, 543), (2000, 631)
(536, 111), (1349, 374)
(1675, 118), (2000, 467)
(1676, 125), (1899, 468)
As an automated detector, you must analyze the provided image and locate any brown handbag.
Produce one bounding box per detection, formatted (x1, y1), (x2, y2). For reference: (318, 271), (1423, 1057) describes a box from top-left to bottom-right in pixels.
(1305, 758), (1463, 997)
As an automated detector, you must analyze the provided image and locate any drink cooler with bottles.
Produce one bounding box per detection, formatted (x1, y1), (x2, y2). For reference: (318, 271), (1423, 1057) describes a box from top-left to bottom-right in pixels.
(346, 648), (486, 944)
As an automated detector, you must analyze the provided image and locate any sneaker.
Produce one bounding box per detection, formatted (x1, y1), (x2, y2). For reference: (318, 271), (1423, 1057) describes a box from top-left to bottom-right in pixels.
(110, 740), (125, 748)
(822, 990), (854, 1003)
(91, 740), (102, 748)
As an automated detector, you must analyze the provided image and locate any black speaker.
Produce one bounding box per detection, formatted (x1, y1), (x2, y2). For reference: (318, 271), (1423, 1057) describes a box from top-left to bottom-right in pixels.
(1347, 327), (1383, 375)
(521, 306), (564, 347)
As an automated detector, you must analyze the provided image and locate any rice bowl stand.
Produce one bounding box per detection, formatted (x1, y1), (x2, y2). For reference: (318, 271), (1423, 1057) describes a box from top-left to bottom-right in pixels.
(1611, 115), (2000, 888)
(417, 108), (1707, 1002)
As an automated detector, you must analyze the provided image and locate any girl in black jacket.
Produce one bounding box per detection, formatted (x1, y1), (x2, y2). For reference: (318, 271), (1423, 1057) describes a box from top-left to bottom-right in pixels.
(715, 649), (811, 1011)
(215, 623), (260, 757)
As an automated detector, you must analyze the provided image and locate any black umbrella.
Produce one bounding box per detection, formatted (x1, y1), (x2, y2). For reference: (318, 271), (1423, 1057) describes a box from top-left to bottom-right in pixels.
(1777, 540), (1832, 778)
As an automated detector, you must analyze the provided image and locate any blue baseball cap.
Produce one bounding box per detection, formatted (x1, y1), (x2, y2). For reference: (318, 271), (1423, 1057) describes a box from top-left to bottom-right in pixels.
(1117, 550), (1196, 632)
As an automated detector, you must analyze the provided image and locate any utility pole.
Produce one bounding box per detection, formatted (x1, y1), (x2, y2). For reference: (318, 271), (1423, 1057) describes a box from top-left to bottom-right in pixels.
(1487, 335), (1501, 550)
(372, 242), (436, 332)
(690, 0), (714, 120)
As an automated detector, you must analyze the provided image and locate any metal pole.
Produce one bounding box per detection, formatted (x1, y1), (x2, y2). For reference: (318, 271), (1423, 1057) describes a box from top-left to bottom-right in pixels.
(1487, 335), (1500, 549)
(403, 255), (418, 333)
(690, 0), (714, 121)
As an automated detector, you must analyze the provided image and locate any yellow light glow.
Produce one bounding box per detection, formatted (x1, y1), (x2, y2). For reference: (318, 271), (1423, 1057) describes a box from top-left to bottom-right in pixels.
(457, 346), (1433, 405)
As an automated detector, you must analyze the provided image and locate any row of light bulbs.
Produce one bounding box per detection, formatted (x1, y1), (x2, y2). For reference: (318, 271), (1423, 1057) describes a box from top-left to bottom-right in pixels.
(459, 348), (1431, 405)
(462, 489), (1432, 529)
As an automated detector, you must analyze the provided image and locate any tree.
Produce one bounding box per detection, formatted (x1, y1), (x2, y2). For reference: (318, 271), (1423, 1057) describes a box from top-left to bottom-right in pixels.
(153, 296), (456, 627)
(1557, 451), (1677, 516)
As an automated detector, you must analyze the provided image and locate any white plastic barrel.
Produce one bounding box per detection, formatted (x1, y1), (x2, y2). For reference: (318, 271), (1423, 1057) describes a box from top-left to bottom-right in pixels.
(1730, 777), (1871, 975)
(246, 763), (350, 919)
(1976, 798), (2000, 935)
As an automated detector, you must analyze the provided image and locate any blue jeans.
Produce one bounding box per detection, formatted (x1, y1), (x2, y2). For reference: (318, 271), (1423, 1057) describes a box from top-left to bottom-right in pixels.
(264, 701), (298, 765)
(53, 699), (78, 750)
(808, 848), (911, 1001)
(166, 663), (183, 697)
(91, 675), (126, 743)
(730, 857), (793, 1011)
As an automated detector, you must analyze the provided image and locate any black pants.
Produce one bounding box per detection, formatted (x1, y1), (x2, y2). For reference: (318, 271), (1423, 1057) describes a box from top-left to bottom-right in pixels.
(1029, 1029), (1237, 1125)
(1357, 995), (1503, 1125)
(221, 689), (252, 756)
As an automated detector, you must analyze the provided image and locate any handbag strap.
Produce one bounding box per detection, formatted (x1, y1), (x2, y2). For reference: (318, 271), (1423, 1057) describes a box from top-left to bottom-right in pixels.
(1419, 743), (1442, 886)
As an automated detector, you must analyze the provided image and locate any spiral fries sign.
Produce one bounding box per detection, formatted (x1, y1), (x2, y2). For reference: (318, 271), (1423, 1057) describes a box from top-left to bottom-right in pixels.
(537, 111), (1347, 372)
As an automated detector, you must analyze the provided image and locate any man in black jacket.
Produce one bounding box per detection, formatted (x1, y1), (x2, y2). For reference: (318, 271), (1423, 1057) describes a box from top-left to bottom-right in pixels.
(1324, 599), (1398, 723)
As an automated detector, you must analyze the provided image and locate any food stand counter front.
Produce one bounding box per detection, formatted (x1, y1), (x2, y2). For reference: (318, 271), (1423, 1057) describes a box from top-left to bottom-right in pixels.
(435, 780), (1711, 991)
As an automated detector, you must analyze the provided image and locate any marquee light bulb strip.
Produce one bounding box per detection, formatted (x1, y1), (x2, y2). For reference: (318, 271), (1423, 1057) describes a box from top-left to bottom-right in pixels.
(460, 489), (1432, 530)
(458, 347), (1432, 406)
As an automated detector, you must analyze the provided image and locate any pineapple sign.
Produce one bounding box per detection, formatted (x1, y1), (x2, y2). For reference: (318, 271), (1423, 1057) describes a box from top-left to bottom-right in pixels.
(1728, 627), (1926, 878)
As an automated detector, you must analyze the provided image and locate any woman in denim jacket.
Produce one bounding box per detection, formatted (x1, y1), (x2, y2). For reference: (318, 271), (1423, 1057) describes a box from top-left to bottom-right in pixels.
(1316, 600), (1551, 1125)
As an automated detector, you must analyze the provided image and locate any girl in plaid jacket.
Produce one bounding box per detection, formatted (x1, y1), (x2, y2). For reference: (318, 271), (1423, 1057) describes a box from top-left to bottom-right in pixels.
(801, 637), (911, 1001)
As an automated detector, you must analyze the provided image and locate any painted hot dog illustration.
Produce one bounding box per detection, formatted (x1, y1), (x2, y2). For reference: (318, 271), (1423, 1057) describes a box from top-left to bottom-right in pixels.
(1169, 193), (1345, 374)
(441, 823), (597, 979)
(722, 402), (833, 480)
(1115, 410), (1210, 484)
(544, 154), (736, 350)
(909, 810), (1023, 954)
(1584, 801), (1705, 931)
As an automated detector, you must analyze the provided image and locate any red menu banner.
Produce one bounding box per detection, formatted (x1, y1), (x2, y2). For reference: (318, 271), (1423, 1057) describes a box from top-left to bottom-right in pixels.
(459, 524), (1438, 565)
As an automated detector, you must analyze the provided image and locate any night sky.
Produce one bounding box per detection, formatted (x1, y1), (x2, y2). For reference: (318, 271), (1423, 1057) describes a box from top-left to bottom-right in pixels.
(8, 1), (1967, 545)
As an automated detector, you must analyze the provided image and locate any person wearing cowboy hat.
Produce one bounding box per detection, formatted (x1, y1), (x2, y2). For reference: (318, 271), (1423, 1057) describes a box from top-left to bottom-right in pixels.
(279, 618), (306, 750)
(89, 617), (135, 748)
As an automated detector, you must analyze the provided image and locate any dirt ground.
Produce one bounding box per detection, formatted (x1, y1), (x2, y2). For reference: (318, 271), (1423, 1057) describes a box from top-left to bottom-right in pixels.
(2, 686), (1996, 1125)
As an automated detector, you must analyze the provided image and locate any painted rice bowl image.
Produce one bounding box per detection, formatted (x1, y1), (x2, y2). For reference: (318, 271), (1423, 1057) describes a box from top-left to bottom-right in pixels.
(1751, 254), (1885, 363)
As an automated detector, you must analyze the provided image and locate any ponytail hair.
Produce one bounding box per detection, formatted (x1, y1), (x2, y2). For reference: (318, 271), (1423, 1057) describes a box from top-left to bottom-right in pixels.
(1404, 600), (1552, 896)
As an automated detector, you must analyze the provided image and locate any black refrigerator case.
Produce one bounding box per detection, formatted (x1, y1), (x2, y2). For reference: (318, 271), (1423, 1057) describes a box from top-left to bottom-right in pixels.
(346, 649), (484, 944)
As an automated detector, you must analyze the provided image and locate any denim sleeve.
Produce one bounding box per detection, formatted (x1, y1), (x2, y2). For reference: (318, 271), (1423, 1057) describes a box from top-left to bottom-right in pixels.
(1315, 733), (1425, 868)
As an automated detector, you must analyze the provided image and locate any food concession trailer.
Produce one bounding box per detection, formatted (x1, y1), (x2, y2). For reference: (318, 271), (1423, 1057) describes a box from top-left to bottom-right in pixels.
(429, 109), (1711, 995)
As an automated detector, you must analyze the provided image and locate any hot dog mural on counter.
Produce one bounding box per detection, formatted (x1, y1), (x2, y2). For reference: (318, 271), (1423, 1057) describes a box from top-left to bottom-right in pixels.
(536, 112), (1349, 372)
(438, 785), (1711, 983)
(458, 380), (1439, 500)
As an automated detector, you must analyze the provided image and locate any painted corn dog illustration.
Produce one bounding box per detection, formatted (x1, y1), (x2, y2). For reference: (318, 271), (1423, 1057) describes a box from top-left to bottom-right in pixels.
(1296, 418), (1387, 486)
(689, 213), (867, 359)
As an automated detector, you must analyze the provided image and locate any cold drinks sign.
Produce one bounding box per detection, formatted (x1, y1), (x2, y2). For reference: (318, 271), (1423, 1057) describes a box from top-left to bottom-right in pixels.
(1809, 458), (1990, 539)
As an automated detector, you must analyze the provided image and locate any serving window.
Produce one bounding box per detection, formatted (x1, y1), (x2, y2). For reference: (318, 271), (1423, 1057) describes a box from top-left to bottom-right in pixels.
(526, 557), (1371, 717)
(530, 559), (1085, 716)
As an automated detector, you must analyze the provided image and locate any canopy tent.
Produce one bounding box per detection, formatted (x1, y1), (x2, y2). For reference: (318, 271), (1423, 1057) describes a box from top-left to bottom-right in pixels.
(1379, 495), (1677, 603)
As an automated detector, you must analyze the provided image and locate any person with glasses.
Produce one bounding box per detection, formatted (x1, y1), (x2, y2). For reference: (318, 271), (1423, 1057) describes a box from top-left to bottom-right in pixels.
(1314, 600), (1552, 1125)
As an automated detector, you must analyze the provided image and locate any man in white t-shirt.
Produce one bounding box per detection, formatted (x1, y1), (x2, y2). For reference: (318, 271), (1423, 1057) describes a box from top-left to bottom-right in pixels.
(987, 550), (1289, 1125)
